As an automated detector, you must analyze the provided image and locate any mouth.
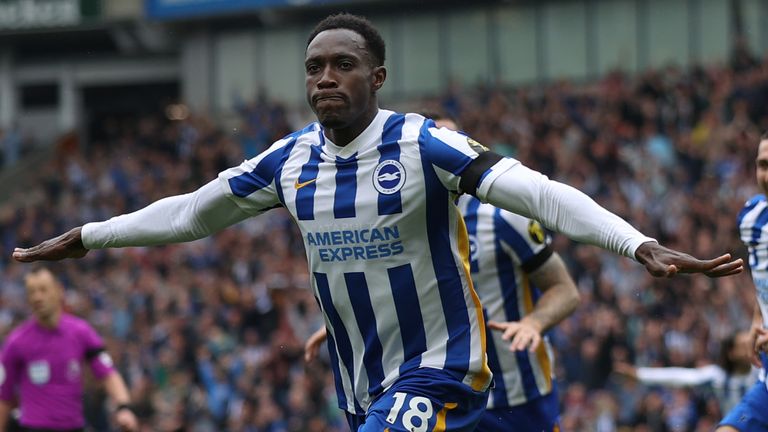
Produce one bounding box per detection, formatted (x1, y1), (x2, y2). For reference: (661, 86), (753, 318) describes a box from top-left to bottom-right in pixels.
(313, 94), (346, 105)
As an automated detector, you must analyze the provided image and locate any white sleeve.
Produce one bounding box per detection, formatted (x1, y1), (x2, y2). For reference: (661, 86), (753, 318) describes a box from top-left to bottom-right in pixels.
(636, 365), (724, 387)
(81, 180), (251, 249)
(477, 158), (655, 260)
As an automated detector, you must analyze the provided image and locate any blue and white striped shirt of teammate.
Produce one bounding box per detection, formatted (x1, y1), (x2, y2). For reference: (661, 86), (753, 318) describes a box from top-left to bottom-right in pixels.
(720, 174), (768, 429)
(78, 109), (664, 430)
(457, 195), (573, 432)
(457, 195), (555, 404)
(739, 194), (768, 337)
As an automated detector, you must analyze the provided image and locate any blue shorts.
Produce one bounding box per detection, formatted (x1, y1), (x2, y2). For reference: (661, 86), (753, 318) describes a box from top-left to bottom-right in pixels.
(475, 387), (560, 432)
(345, 368), (489, 432)
(719, 381), (768, 431)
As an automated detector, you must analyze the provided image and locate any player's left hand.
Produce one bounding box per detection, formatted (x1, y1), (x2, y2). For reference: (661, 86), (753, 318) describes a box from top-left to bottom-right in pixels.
(115, 407), (139, 431)
(634, 242), (743, 278)
(487, 318), (543, 352)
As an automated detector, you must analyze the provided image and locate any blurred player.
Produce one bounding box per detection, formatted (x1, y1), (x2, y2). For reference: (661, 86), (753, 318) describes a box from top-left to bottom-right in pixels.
(718, 133), (768, 431)
(14, 13), (741, 432)
(613, 331), (760, 415)
(436, 114), (578, 431)
(0, 266), (138, 432)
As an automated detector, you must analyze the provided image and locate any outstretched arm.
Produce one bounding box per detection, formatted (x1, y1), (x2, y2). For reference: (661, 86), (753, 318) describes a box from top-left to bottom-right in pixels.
(487, 253), (579, 351)
(13, 180), (251, 262)
(475, 158), (742, 277)
(102, 371), (138, 432)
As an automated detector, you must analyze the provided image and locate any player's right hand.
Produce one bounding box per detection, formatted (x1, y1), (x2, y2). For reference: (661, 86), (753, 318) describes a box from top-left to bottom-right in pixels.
(304, 326), (328, 362)
(487, 319), (543, 352)
(12, 227), (88, 262)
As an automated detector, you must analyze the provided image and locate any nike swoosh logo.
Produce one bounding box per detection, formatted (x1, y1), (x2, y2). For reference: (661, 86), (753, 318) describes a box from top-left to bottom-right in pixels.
(294, 178), (317, 189)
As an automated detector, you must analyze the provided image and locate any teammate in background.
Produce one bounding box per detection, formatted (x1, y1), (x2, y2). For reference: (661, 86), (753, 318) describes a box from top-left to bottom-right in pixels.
(612, 331), (760, 415)
(0, 266), (138, 432)
(440, 114), (579, 431)
(13, 13), (742, 432)
(718, 133), (768, 431)
(305, 112), (580, 432)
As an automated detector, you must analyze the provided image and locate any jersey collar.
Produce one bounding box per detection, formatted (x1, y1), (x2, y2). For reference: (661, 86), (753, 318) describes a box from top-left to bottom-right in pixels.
(321, 109), (392, 159)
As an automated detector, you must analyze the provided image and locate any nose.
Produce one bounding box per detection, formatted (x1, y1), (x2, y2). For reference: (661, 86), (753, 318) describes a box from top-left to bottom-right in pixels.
(317, 65), (338, 89)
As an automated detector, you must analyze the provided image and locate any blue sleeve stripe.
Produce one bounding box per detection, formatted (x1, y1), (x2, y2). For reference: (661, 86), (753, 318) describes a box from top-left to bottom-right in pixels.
(344, 272), (386, 396)
(420, 122), (475, 176)
(296, 146), (324, 221)
(493, 209), (536, 261)
(228, 137), (298, 198)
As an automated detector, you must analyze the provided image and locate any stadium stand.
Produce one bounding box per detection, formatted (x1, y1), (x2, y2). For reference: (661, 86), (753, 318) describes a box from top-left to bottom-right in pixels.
(1, 28), (766, 432)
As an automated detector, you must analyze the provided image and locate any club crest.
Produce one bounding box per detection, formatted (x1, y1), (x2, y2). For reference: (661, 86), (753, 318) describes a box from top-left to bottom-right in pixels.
(373, 160), (406, 195)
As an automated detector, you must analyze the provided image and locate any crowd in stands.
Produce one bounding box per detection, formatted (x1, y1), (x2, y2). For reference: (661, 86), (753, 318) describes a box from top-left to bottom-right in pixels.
(1, 48), (767, 431)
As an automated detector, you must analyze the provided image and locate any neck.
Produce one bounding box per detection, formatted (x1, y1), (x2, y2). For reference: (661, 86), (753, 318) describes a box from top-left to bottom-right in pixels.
(37, 310), (61, 329)
(325, 104), (378, 147)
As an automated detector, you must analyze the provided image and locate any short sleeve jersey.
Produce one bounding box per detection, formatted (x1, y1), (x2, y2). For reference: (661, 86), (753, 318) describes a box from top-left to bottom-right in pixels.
(0, 313), (114, 429)
(457, 194), (555, 409)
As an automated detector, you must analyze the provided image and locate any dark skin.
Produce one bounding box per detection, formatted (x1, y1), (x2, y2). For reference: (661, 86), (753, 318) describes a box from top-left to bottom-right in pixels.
(305, 28), (386, 146)
(11, 28), (743, 278)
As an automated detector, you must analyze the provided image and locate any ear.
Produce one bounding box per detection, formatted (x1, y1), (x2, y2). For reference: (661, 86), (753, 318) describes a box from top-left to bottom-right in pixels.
(372, 66), (387, 92)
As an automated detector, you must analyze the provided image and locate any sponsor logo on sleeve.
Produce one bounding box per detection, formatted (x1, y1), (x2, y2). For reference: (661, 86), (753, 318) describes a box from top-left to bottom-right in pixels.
(467, 137), (489, 153)
(528, 220), (546, 244)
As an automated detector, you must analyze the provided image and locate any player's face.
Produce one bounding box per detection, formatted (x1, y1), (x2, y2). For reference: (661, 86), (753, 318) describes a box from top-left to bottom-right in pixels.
(25, 270), (63, 321)
(305, 29), (385, 129)
(756, 140), (768, 194)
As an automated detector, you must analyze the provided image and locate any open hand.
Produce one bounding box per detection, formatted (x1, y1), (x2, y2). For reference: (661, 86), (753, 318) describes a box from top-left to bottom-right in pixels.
(487, 318), (543, 352)
(12, 227), (88, 262)
(634, 242), (742, 278)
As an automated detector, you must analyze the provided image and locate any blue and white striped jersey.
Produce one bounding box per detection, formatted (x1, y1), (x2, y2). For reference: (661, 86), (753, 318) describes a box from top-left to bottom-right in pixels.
(738, 194), (768, 329)
(218, 110), (492, 414)
(456, 194), (555, 409)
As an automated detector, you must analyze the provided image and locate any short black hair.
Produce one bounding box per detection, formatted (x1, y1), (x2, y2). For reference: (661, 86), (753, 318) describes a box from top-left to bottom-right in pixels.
(307, 13), (386, 67)
(419, 110), (461, 129)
